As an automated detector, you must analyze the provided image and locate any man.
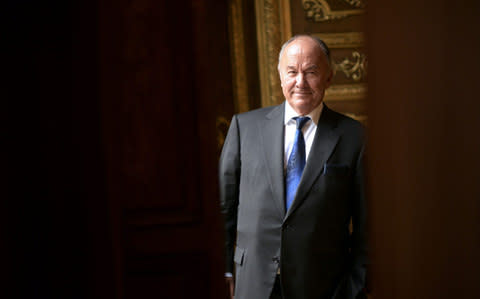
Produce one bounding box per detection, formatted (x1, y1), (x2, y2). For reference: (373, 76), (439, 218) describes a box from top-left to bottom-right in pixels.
(220, 35), (367, 299)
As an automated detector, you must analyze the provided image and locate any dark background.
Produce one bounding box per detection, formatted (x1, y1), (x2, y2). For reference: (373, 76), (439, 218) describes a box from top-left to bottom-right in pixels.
(4, 0), (232, 298)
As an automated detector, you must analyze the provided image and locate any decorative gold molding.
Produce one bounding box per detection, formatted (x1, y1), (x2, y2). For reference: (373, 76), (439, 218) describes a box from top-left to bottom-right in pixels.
(231, 0), (293, 110)
(279, 0), (293, 42)
(229, 0), (250, 113)
(324, 83), (367, 101)
(255, 0), (284, 107)
(334, 51), (367, 81)
(302, 0), (365, 22)
(342, 0), (365, 8)
(313, 32), (365, 48)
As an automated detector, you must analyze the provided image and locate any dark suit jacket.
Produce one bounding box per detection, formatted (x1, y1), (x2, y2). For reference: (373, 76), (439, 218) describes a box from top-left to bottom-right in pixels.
(219, 103), (367, 299)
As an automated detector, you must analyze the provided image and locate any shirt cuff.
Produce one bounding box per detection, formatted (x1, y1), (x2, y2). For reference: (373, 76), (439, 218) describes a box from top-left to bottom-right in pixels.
(224, 272), (233, 278)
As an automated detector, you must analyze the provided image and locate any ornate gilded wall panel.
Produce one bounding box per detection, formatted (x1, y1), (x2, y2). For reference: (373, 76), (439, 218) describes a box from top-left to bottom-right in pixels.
(229, 0), (250, 113)
(228, 0), (262, 115)
(302, 0), (365, 22)
(255, 0), (284, 107)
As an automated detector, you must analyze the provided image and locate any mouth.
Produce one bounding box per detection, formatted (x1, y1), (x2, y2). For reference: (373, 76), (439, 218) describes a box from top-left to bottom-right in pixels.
(293, 91), (312, 95)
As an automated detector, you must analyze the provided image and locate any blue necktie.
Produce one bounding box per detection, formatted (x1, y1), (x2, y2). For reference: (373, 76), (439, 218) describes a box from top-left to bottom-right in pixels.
(286, 116), (310, 211)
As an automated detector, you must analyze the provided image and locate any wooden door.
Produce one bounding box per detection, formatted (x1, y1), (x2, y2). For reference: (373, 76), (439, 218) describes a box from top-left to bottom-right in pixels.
(97, 0), (232, 298)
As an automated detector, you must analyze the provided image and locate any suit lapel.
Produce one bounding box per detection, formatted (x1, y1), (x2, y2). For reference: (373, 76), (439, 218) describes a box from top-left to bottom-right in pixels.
(259, 103), (286, 217)
(284, 105), (340, 221)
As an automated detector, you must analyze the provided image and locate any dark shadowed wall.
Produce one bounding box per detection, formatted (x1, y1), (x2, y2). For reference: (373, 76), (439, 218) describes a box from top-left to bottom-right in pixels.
(367, 1), (480, 298)
(5, 0), (233, 298)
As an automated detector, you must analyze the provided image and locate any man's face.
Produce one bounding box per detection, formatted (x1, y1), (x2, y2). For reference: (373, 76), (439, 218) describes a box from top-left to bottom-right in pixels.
(279, 38), (333, 115)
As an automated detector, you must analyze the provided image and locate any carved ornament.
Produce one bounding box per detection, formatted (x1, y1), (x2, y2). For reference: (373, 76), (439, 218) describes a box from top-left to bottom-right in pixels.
(334, 51), (367, 81)
(342, 0), (366, 9)
(314, 32), (364, 48)
(302, 0), (365, 22)
(324, 83), (367, 101)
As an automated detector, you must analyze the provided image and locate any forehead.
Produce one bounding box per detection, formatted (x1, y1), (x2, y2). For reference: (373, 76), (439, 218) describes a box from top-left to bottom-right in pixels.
(281, 38), (326, 66)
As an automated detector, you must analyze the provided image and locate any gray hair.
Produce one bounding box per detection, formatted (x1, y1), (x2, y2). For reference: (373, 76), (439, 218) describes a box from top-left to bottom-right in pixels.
(277, 35), (331, 70)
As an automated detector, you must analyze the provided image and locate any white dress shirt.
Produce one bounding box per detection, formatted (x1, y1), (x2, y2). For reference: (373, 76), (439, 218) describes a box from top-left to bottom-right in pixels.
(284, 101), (324, 171)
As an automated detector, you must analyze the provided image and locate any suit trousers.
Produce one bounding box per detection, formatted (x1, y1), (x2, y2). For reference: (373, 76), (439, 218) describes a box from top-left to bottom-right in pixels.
(269, 275), (283, 299)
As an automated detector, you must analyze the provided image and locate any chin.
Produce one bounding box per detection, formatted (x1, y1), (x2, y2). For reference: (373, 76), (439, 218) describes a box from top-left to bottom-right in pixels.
(292, 99), (321, 113)
(292, 97), (312, 104)
(294, 98), (314, 107)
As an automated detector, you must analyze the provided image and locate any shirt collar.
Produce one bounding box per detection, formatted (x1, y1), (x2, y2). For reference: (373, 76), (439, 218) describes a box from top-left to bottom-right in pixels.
(284, 101), (324, 125)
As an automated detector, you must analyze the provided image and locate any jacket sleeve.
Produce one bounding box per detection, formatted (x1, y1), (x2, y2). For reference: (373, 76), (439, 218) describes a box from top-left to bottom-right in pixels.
(219, 115), (241, 274)
(332, 140), (369, 299)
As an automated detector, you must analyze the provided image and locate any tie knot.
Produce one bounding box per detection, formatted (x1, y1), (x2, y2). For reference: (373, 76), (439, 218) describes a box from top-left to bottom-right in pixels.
(293, 116), (310, 130)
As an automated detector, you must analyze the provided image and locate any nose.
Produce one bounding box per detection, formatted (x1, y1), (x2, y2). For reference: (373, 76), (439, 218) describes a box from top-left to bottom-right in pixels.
(295, 73), (307, 88)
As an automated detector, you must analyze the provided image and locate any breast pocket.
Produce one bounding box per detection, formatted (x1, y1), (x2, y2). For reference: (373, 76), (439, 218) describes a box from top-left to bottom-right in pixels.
(322, 163), (350, 177)
(234, 246), (245, 266)
(317, 164), (352, 201)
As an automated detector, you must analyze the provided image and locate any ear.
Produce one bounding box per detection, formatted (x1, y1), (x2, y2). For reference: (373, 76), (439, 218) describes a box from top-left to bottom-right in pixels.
(325, 68), (334, 88)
